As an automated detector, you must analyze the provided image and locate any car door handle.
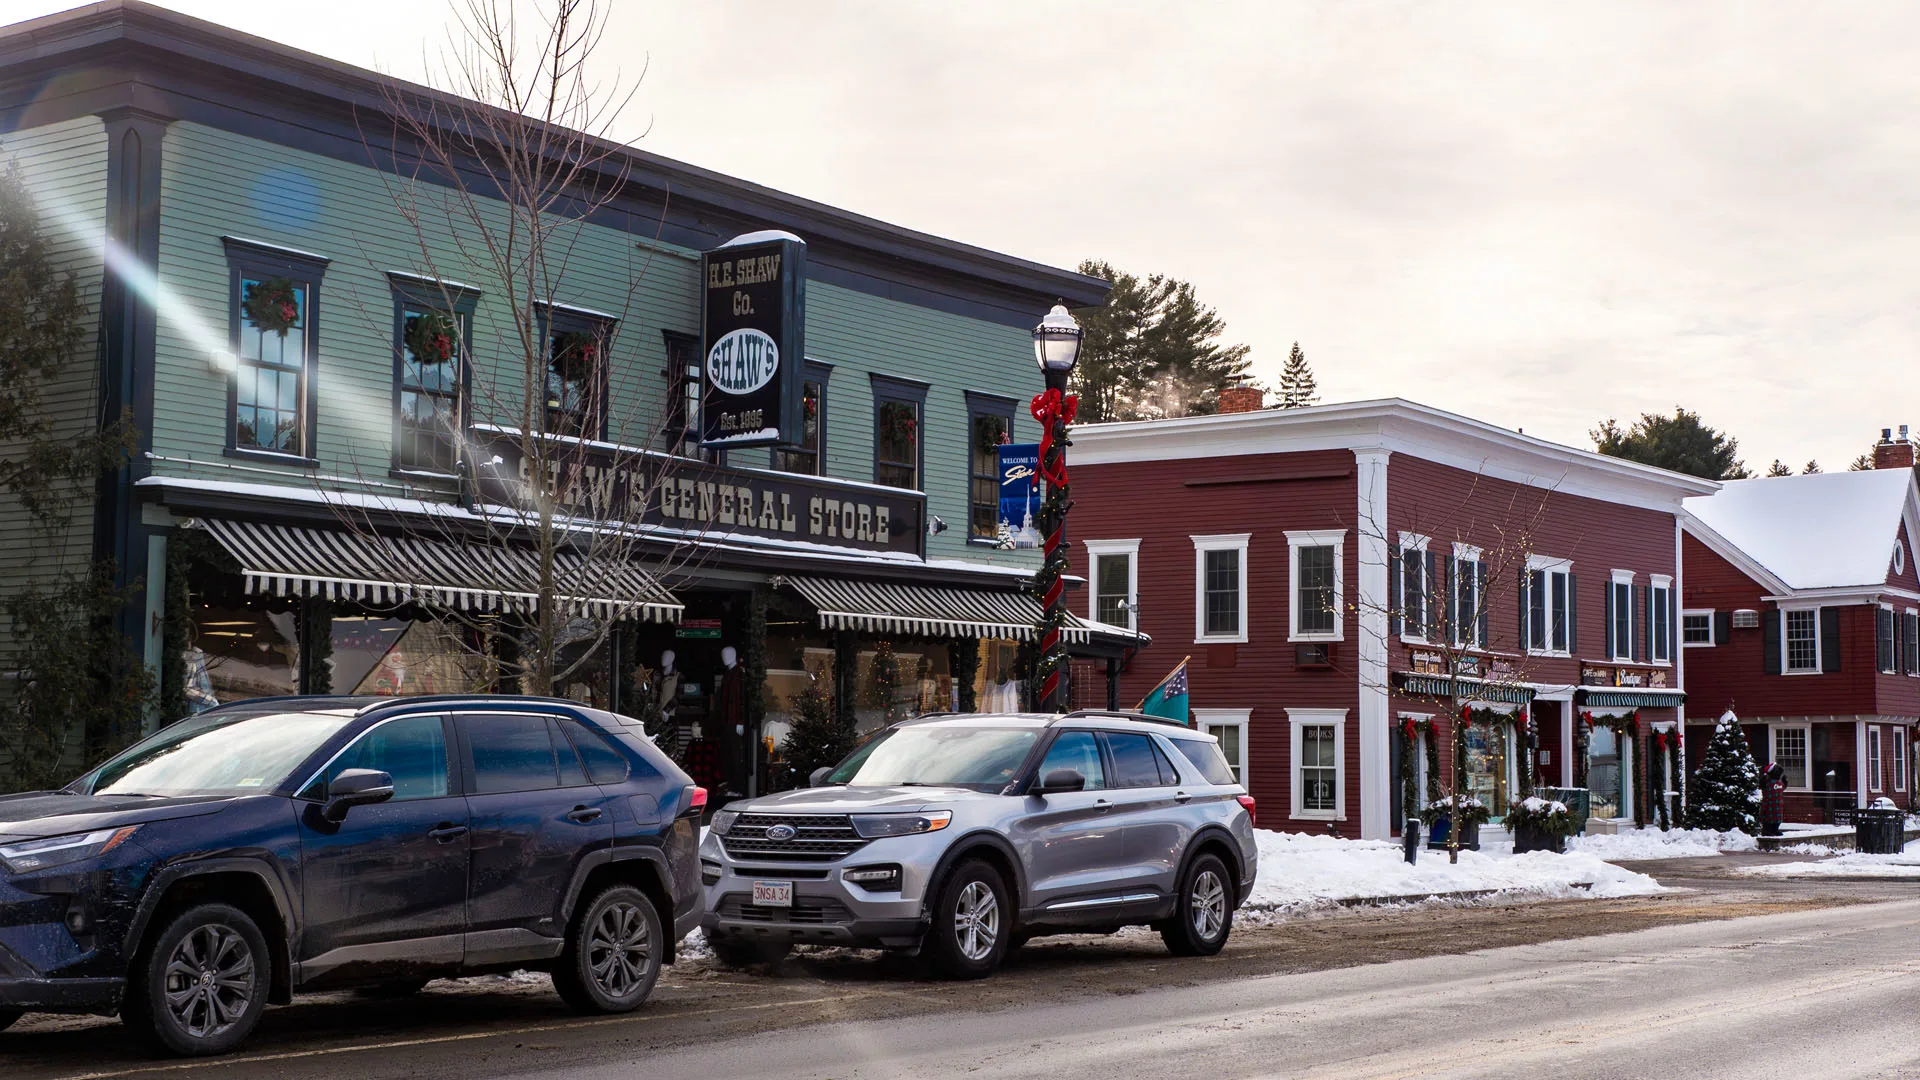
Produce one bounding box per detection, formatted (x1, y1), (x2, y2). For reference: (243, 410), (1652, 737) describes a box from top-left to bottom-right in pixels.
(566, 805), (604, 824)
(1094, 799), (1112, 813)
(428, 823), (468, 842)
(1173, 791), (1193, 804)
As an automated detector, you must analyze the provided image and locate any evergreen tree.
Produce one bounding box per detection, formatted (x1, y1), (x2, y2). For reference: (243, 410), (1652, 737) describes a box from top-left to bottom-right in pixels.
(1071, 259), (1250, 422)
(1801, 459), (1822, 475)
(1592, 407), (1751, 480)
(1275, 342), (1318, 409)
(1765, 460), (1792, 477)
(864, 640), (907, 725)
(1687, 711), (1762, 834)
(1849, 453), (1875, 472)
(778, 664), (854, 789)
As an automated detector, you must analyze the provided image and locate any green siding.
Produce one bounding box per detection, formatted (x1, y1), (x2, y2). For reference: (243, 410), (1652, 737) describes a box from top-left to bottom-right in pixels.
(151, 121), (1039, 571)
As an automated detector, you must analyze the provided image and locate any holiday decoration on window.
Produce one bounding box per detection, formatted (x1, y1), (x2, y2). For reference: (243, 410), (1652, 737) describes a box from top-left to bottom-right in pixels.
(550, 330), (601, 380)
(881, 402), (919, 445)
(242, 277), (301, 337)
(406, 311), (458, 366)
(974, 413), (1008, 449)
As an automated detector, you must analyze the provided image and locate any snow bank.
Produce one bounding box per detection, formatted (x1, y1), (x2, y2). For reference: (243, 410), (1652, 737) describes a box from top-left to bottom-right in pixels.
(1567, 827), (1758, 860)
(1736, 839), (1920, 878)
(1242, 830), (1665, 912)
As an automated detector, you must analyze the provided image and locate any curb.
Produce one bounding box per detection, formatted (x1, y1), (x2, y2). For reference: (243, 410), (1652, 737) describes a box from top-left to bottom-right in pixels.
(1245, 882), (1594, 913)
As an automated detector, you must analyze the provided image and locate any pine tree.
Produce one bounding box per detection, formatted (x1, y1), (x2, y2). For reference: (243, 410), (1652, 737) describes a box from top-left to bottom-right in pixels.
(1802, 460), (1822, 475)
(1849, 453), (1875, 472)
(1592, 408), (1750, 479)
(1275, 342), (1318, 409)
(1765, 460), (1792, 477)
(864, 640), (906, 725)
(778, 664), (854, 789)
(1070, 259), (1251, 422)
(1686, 711), (1762, 834)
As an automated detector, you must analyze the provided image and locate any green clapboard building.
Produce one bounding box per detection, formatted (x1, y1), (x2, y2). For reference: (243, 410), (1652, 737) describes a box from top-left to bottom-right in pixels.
(0, 1), (1145, 793)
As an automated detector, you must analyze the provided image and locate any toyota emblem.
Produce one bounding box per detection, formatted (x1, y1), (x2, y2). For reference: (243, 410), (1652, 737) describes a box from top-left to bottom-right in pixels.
(765, 823), (798, 842)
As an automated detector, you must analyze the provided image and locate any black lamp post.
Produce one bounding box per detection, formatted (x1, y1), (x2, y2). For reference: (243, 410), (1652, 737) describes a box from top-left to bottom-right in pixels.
(1030, 303), (1084, 713)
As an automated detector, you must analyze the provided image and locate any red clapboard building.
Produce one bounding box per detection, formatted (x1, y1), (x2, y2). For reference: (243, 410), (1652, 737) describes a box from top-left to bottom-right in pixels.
(1679, 429), (1920, 820)
(1070, 394), (1716, 840)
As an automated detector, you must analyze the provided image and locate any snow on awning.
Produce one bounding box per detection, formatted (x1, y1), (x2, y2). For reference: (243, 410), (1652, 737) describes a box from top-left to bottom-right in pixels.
(192, 517), (682, 622)
(784, 575), (1148, 646)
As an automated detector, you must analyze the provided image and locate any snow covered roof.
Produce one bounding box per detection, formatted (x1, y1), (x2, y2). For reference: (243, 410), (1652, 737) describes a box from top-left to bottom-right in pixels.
(1683, 469), (1918, 590)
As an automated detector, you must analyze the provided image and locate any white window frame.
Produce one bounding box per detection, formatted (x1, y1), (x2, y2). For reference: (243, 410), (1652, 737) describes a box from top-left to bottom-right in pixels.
(1781, 605), (1821, 675)
(1285, 529), (1346, 643)
(1682, 608), (1715, 648)
(1650, 574), (1673, 665)
(1084, 539), (1141, 631)
(1868, 726), (1884, 792)
(1770, 722), (1812, 791)
(1526, 555), (1573, 658)
(1193, 707), (1251, 788)
(1452, 543), (1485, 649)
(1286, 707), (1346, 821)
(1878, 603), (1898, 675)
(1894, 729), (1908, 793)
(1398, 532), (1431, 644)
(1609, 570), (1635, 662)
(1192, 533), (1251, 644)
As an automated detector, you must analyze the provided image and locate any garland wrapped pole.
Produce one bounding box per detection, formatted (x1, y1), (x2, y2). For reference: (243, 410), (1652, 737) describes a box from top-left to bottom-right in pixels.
(1029, 304), (1084, 713)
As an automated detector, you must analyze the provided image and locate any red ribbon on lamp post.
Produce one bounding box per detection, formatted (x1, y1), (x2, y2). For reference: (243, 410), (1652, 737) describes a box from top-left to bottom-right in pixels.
(1030, 304), (1084, 713)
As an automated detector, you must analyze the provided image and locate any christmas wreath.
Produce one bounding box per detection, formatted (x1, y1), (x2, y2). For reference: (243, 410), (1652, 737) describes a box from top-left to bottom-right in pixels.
(550, 331), (600, 380)
(243, 277), (301, 337)
(406, 311), (458, 367)
(882, 403), (919, 445)
(973, 413), (1008, 449)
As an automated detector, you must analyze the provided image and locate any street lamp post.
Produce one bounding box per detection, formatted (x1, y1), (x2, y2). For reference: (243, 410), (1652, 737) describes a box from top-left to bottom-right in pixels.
(1030, 303), (1084, 713)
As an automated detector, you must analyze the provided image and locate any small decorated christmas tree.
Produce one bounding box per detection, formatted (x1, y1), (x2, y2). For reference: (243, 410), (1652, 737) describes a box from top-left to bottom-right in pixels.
(780, 664), (856, 787)
(865, 640), (908, 725)
(1687, 709), (1762, 834)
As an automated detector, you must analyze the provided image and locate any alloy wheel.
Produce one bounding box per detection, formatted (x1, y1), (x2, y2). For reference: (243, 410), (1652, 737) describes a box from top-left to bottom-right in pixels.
(587, 900), (652, 998)
(1190, 868), (1227, 941)
(954, 880), (1000, 961)
(161, 924), (255, 1041)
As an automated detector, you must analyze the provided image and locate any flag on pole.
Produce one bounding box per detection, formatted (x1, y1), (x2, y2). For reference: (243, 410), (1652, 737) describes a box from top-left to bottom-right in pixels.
(1136, 656), (1191, 724)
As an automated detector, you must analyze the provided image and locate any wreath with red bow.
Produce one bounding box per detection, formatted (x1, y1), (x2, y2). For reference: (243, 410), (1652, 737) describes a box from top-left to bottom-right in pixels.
(243, 278), (301, 337)
(406, 311), (458, 367)
(550, 331), (600, 380)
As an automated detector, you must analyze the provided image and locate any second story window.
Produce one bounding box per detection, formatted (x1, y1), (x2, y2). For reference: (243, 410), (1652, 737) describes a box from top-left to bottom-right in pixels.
(1086, 540), (1140, 629)
(1650, 577), (1672, 663)
(1608, 573), (1634, 662)
(966, 392), (1015, 541)
(1524, 558), (1572, 656)
(870, 374), (928, 490)
(1398, 534), (1429, 642)
(1194, 533), (1251, 643)
(661, 331), (701, 457)
(544, 314), (610, 440)
(1878, 606), (1897, 674)
(223, 237), (328, 461)
(389, 275), (475, 476)
(774, 372), (827, 475)
(1682, 610), (1715, 646)
(1286, 529), (1344, 642)
(1453, 546), (1485, 648)
(1784, 608), (1819, 673)
(1904, 610), (1919, 674)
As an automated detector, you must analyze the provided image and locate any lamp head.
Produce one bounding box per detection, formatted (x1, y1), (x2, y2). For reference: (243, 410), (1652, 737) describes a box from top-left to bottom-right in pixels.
(1032, 303), (1083, 381)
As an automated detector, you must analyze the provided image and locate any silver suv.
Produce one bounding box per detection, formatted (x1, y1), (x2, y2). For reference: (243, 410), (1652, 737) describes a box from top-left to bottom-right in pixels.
(699, 711), (1258, 978)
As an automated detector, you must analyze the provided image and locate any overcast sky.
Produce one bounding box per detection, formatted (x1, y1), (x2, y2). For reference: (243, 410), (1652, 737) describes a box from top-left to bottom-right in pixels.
(15, 0), (1919, 471)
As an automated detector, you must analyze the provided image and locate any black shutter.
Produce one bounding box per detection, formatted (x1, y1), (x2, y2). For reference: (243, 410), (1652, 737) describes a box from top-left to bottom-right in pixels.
(1714, 610), (1732, 645)
(1603, 582), (1614, 660)
(1568, 573), (1578, 653)
(1763, 610), (1781, 675)
(1427, 550), (1443, 641)
(1896, 611), (1905, 675)
(1637, 584), (1650, 663)
(1388, 549), (1401, 636)
(1517, 571), (1530, 650)
(1476, 562), (1490, 647)
(1821, 607), (1842, 673)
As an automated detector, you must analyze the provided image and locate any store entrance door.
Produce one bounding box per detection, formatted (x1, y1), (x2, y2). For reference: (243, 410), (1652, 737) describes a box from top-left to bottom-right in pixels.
(1464, 723), (1510, 820)
(1589, 724), (1623, 819)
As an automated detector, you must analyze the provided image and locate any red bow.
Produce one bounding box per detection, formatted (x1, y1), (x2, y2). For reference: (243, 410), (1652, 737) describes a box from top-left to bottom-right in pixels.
(1030, 388), (1079, 487)
(1402, 718), (1419, 741)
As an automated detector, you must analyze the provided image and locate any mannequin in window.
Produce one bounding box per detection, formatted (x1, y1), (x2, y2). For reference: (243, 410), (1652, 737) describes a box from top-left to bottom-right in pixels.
(712, 645), (748, 797)
(916, 656), (942, 715)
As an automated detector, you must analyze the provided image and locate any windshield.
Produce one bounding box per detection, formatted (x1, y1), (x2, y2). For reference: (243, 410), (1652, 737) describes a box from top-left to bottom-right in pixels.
(83, 710), (356, 797)
(826, 726), (1039, 789)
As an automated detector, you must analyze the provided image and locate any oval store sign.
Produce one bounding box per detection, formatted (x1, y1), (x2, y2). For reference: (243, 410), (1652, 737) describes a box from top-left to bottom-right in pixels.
(707, 328), (779, 394)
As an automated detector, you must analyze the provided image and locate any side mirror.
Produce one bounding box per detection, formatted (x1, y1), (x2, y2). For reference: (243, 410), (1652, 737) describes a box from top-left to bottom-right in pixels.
(323, 768), (394, 822)
(1035, 768), (1085, 795)
(809, 767), (833, 788)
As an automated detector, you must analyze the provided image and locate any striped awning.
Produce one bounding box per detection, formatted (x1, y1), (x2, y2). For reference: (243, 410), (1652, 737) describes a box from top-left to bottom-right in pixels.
(193, 517), (682, 622)
(1576, 687), (1686, 709)
(1395, 672), (1536, 705)
(784, 575), (1147, 645)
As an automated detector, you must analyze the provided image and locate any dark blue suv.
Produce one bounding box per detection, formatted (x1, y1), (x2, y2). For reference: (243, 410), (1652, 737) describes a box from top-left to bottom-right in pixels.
(0, 696), (705, 1056)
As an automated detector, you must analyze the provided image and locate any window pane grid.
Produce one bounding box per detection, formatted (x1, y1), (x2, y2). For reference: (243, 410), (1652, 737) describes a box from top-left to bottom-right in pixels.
(1454, 559), (1479, 646)
(235, 278), (307, 455)
(1297, 545), (1334, 635)
(968, 412), (1008, 538)
(1301, 725), (1336, 811)
(1095, 554), (1130, 627)
(774, 380), (822, 474)
(876, 399), (918, 489)
(1400, 552), (1424, 633)
(1785, 610), (1818, 672)
(1205, 548), (1241, 636)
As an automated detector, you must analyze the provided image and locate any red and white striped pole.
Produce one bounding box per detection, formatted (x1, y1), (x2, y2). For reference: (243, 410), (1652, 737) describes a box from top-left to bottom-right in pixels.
(1030, 304), (1084, 713)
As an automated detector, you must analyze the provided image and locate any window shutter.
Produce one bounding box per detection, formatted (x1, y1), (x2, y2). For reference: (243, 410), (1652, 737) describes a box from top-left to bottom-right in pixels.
(1637, 584), (1650, 663)
(1476, 562), (1490, 647)
(1763, 610), (1782, 675)
(1427, 550), (1443, 641)
(1714, 610), (1732, 645)
(1517, 572), (1530, 650)
(1896, 611), (1905, 675)
(1387, 549), (1401, 636)
(1821, 607), (1842, 674)
(1567, 573), (1579, 652)
(1603, 583), (1614, 660)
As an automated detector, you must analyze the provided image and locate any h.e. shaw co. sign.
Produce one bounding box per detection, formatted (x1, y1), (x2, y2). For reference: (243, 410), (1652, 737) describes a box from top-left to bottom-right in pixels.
(701, 233), (805, 448)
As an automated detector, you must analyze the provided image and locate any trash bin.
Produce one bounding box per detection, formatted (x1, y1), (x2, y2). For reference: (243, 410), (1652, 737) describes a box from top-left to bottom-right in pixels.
(1854, 806), (1905, 854)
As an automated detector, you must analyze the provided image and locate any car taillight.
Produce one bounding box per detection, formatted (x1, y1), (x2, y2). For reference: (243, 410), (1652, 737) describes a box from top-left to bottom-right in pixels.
(1236, 794), (1256, 827)
(681, 786), (708, 818)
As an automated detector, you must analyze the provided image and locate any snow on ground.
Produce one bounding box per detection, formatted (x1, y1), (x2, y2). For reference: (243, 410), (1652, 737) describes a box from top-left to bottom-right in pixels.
(1736, 839), (1920, 877)
(1567, 827), (1758, 859)
(1242, 830), (1665, 913)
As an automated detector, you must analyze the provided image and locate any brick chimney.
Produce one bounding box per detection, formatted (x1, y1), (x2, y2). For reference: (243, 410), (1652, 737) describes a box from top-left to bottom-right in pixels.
(1218, 384), (1265, 414)
(1874, 425), (1916, 470)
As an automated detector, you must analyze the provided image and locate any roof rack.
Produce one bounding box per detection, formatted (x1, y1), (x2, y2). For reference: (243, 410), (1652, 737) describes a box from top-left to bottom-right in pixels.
(1057, 708), (1191, 729)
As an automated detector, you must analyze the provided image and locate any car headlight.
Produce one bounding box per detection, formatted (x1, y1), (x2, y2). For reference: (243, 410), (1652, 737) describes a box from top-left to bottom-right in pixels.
(710, 810), (739, 836)
(0, 826), (141, 873)
(849, 811), (951, 839)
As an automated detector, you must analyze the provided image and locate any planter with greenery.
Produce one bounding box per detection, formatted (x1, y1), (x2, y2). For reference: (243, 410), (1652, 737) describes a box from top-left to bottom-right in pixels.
(1505, 795), (1578, 854)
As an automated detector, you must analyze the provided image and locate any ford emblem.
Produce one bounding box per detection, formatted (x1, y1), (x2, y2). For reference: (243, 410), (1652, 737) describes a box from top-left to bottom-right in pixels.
(765, 823), (798, 842)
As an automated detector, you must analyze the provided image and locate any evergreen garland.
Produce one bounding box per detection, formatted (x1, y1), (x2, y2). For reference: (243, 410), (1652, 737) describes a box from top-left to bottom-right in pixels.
(1650, 729), (1673, 830)
(950, 638), (980, 713)
(242, 277), (301, 337)
(1425, 726), (1443, 803)
(1686, 711), (1762, 834)
(1398, 719), (1424, 825)
(301, 598), (334, 694)
(744, 588), (767, 732)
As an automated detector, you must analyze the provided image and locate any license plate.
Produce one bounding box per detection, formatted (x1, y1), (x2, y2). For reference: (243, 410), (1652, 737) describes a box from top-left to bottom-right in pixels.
(751, 880), (793, 907)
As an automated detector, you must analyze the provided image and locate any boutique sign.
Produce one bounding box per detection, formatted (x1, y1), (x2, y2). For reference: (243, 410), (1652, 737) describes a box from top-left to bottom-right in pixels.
(701, 232), (806, 448)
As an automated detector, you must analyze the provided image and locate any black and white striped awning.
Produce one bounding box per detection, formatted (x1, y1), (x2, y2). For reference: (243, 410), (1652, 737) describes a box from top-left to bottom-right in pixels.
(783, 575), (1146, 645)
(193, 517), (682, 622)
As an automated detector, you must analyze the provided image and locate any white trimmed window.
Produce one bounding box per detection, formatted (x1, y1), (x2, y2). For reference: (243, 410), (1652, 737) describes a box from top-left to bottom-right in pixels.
(1192, 534), (1250, 643)
(1868, 727), (1884, 792)
(1398, 532), (1430, 643)
(1609, 571), (1634, 662)
(1193, 708), (1251, 787)
(1894, 731), (1908, 793)
(1784, 608), (1820, 673)
(1085, 539), (1140, 630)
(1526, 556), (1572, 657)
(1682, 609), (1714, 647)
(1287, 708), (1346, 820)
(1771, 724), (1810, 789)
(1650, 575), (1672, 664)
(1453, 543), (1485, 649)
(1286, 529), (1345, 642)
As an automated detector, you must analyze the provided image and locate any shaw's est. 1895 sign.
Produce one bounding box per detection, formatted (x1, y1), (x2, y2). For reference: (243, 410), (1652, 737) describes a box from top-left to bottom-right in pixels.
(701, 231), (805, 448)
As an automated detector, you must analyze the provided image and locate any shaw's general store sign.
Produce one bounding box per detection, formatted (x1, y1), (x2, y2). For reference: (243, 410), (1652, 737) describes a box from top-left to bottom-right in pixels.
(701, 233), (806, 448)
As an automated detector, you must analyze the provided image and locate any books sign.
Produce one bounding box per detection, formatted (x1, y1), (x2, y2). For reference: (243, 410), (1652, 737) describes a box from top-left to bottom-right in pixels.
(701, 233), (805, 448)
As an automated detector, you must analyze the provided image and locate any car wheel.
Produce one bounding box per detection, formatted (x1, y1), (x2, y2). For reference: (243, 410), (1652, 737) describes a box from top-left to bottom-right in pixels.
(923, 859), (1010, 980)
(706, 933), (792, 969)
(1160, 852), (1233, 957)
(124, 903), (270, 1056)
(0, 1006), (22, 1032)
(553, 885), (663, 1014)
